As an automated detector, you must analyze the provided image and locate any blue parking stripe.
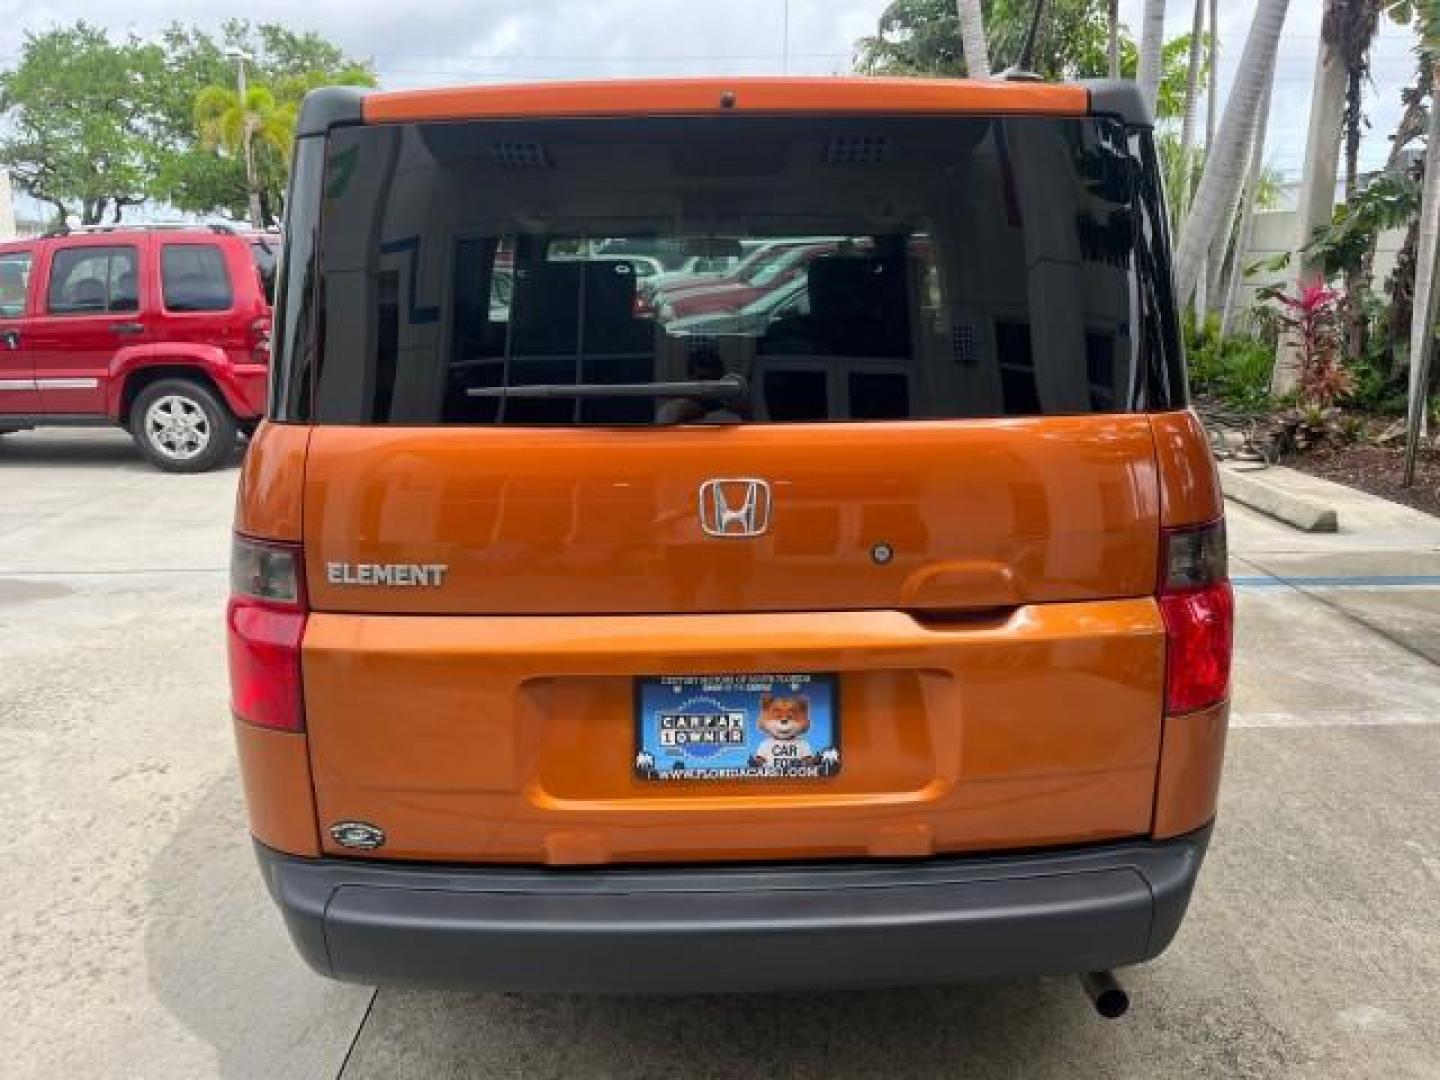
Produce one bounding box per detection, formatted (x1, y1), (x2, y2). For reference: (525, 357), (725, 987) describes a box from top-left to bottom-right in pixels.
(1232, 575), (1440, 589)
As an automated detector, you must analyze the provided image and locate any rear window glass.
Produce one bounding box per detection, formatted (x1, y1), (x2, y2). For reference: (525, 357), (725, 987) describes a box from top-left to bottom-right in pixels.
(302, 115), (1179, 425)
(162, 244), (233, 312)
(250, 239), (278, 303)
(47, 246), (138, 315)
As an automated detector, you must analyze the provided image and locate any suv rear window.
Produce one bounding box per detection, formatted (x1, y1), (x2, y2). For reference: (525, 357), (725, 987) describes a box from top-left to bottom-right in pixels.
(250, 239), (278, 304)
(284, 115), (1182, 424)
(162, 244), (234, 312)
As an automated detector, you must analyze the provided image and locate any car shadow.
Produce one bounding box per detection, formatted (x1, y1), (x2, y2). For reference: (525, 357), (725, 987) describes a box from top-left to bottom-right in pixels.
(0, 429), (246, 471)
(145, 782), (1301, 1080)
(344, 946), (1305, 1079)
(143, 771), (373, 1080)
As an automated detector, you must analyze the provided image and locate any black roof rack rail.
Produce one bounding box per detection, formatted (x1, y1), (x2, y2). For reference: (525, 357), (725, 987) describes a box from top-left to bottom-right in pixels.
(39, 221), (248, 239)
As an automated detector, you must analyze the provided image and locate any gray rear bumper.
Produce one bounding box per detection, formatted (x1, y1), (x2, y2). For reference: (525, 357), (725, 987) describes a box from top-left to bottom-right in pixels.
(255, 828), (1210, 993)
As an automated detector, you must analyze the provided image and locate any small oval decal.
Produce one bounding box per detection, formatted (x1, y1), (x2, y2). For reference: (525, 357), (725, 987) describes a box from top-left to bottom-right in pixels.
(330, 821), (386, 850)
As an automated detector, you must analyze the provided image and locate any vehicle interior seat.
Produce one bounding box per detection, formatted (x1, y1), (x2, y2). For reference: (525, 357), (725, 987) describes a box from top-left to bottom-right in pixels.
(806, 252), (910, 358)
(112, 271), (139, 311)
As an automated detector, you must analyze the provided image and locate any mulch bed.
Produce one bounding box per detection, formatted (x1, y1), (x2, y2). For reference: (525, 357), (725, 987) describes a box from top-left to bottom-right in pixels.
(1287, 440), (1440, 518)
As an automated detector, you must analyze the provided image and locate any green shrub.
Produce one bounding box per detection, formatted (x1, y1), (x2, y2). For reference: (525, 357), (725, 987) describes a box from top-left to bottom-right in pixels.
(1183, 314), (1275, 413)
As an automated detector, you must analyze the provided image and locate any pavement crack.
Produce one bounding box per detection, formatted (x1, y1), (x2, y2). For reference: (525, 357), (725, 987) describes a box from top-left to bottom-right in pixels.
(335, 988), (379, 1080)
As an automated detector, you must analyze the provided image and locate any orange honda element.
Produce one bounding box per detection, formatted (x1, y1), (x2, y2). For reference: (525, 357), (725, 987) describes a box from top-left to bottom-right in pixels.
(230, 77), (1231, 1003)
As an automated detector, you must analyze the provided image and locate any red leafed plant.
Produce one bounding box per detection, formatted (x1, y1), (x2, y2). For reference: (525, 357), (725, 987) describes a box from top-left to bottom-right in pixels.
(1271, 283), (1354, 409)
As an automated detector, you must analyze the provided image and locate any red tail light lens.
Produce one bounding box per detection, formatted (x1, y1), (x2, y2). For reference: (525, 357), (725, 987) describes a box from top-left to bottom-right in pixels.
(249, 317), (272, 364)
(1159, 520), (1234, 715)
(228, 535), (306, 732)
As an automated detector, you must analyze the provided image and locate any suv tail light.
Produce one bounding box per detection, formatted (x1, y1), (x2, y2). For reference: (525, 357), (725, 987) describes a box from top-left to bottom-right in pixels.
(1158, 519), (1233, 715)
(249, 317), (272, 364)
(228, 535), (306, 732)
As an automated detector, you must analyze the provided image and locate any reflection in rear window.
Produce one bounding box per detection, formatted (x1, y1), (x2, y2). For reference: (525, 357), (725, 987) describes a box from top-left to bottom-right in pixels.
(307, 115), (1180, 425)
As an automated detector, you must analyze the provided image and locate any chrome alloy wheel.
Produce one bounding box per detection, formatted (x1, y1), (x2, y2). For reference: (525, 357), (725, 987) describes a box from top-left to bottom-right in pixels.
(143, 393), (212, 462)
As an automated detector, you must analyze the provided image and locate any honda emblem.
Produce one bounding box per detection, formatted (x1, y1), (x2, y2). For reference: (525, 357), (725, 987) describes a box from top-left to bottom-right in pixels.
(698, 478), (772, 538)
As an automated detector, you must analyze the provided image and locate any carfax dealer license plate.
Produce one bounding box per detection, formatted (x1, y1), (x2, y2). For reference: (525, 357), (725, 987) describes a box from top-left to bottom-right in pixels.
(634, 673), (840, 782)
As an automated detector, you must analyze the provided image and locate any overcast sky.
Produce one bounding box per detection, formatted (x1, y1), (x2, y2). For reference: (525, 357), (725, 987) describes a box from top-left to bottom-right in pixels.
(0, 0), (1426, 188)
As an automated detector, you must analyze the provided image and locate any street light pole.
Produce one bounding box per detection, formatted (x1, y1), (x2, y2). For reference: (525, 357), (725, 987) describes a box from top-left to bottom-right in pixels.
(227, 48), (262, 229)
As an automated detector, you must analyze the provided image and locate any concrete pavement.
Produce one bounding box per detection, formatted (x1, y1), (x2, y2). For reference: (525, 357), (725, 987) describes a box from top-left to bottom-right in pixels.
(2, 429), (1438, 1079)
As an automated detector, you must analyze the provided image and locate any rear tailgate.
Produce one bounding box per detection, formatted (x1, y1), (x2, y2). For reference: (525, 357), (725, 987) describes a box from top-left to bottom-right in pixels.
(301, 417), (1166, 863)
(288, 106), (1185, 865)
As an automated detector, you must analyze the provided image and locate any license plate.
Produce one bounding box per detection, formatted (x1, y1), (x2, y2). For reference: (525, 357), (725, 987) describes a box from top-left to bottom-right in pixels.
(634, 673), (840, 782)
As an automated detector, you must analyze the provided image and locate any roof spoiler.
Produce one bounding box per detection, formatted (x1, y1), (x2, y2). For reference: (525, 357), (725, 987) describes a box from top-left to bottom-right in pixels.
(296, 86), (368, 139)
(1077, 79), (1153, 128)
(294, 78), (1153, 137)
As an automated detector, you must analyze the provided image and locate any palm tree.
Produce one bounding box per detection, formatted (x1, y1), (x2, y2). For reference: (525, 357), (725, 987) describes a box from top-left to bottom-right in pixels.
(1177, 0), (1208, 228)
(1403, 12), (1440, 483)
(194, 83), (296, 229)
(1220, 72), (1279, 337)
(1404, 91), (1439, 482)
(1206, 0), (1219, 148)
(1174, 0), (1292, 304)
(956, 0), (991, 77)
(1201, 0), (1220, 306)
(1136, 0), (1167, 115)
(1333, 0), (1384, 196)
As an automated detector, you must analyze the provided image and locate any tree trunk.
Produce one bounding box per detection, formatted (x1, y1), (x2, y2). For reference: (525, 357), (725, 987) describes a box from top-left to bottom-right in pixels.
(1137, 0), (1167, 117)
(1107, 0), (1120, 79)
(1206, 0), (1219, 149)
(1015, 0), (1049, 72)
(1389, 214), (1419, 355)
(1209, 70), (1277, 323)
(1220, 73), (1278, 338)
(1177, 0), (1207, 229)
(955, 0), (991, 78)
(1370, 57), (1432, 381)
(1403, 96), (1440, 481)
(1174, 0), (1292, 305)
(1199, 0), (1220, 311)
(1273, 0), (1346, 393)
(243, 119), (264, 231)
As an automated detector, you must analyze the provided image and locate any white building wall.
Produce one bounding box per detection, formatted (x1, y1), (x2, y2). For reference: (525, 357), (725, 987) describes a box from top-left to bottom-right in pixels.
(0, 171), (15, 241)
(1231, 208), (1408, 316)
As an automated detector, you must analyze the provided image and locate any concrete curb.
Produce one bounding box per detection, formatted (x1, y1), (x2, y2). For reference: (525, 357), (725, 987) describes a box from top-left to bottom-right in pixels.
(1220, 466), (1339, 533)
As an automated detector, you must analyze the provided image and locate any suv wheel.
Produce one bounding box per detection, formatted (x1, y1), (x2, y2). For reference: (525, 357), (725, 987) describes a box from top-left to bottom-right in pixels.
(130, 379), (237, 473)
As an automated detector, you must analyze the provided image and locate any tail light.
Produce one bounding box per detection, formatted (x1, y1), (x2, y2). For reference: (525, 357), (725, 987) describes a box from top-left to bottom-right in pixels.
(1158, 519), (1234, 715)
(228, 535), (306, 732)
(249, 317), (272, 364)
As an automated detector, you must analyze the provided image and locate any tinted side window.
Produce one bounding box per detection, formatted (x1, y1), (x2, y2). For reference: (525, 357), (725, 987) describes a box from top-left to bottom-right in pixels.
(162, 244), (234, 312)
(0, 252), (32, 317)
(47, 246), (138, 315)
(1131, 130), (1186, 408)
(271, 136), (324, 420)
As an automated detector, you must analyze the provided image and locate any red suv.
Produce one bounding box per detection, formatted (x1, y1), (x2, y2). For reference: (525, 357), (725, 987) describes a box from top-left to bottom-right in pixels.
(0, 224), (273, 472)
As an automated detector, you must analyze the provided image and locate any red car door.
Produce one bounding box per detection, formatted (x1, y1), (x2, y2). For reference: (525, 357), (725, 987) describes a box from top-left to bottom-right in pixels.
(0, 247), (38, 416)
(27, 236), (149, 416)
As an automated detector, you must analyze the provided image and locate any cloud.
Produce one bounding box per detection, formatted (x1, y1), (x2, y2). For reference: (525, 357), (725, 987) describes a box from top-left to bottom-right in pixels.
(1, 0), (1425, 186)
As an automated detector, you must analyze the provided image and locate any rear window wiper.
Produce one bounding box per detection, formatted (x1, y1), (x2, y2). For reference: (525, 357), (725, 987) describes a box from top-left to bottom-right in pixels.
(467, 373), (748, 401)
